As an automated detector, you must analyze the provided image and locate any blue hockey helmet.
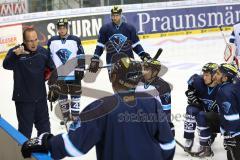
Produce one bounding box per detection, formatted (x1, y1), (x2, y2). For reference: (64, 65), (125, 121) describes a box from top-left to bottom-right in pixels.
(143, 59), (161, 72)
(218, 63), (238, 80)
(202, 62), (218, 75)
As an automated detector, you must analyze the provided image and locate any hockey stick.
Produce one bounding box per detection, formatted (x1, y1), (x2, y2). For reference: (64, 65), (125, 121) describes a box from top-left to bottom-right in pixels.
(175, 139), (185, 149)
(83, 48), (163, 71)
(175, 139), (200, 157)
(82, 64), (112, 71)
(175, 139), (194, 155)
(175, 139), (194, 156)
(60, 119), (69, 131)
(229, 149), (236, 160)
(153, 48), (163, 60)
(218, 25), (228, 44)
(225, 146), (236, 160)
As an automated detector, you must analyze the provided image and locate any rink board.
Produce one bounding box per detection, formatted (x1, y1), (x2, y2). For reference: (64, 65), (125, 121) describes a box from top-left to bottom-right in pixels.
(0, 116), (51, 160)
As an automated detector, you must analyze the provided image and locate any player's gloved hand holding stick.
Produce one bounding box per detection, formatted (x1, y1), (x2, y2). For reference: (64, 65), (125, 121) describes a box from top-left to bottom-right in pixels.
(140, 52), (152, 61)
(89, 56), (100, 73)
(88, 48), (163, 72)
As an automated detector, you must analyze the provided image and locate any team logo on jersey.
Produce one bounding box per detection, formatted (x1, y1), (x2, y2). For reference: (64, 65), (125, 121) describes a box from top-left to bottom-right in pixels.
(162, 93), (171, 103)
(109, 34), (127, 53)
(222, 101), (231, 113)
(201, 99), (214, 110)
(56, 49), (72, 64)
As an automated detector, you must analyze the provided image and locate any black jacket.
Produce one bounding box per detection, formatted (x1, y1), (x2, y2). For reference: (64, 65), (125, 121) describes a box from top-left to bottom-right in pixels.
(3, 45), (55, 102)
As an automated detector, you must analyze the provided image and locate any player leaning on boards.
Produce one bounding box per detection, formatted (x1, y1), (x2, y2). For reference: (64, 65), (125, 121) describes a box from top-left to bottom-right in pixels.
(21, 56), (175, 160)
(3, 28), (55, 138)
(47, 18), (85, 125)
(183, 63), (220, 157)
(136, 59), (175, 136)
(214, 63), (240, 160)
(89, 6), (151, 74)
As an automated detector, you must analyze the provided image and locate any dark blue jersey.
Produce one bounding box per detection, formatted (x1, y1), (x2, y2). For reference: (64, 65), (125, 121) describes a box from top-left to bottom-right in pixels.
(216, 80), (240, 137)
(136, 77), (174, 134)
(187, 74), (219, 111)
(136, 77), (172, 120)
(93, 22), (145, 64)
(48, 92), (175, 160)
(3, 45), (55, 101)
(150, 77), (172, 112)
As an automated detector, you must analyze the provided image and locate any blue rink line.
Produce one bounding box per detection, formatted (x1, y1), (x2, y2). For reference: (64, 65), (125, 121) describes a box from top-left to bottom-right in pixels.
(0, 116), (52, 160)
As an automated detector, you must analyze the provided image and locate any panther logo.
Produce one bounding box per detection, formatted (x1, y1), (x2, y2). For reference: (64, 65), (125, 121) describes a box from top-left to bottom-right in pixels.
(109, 34), (127, 53)
(56, 49), (72, 64)
(222, 101), (231, 113)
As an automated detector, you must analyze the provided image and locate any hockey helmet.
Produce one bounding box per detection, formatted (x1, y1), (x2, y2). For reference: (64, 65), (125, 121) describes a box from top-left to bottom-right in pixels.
(202, 62), (218, 75)
(57, 18), (68, 28)
(143, 59), (161, 72)
(111, 6), (122, 15)
(110, 57), (142, 89)
(218, 63), (238, 80)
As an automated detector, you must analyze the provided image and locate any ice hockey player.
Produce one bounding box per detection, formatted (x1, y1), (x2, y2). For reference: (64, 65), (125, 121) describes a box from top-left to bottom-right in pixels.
(21, 56), (175, 160)
(225, 23), (240, 68)
(88, 6), (151, 73)
(135, 59), (175, 136)
(183, 62), (220, 157)
(214, 63), (240, 160)
(47, 18), (85, 123)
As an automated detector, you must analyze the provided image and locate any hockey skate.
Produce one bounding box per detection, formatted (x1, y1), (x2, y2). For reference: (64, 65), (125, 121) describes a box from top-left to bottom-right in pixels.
(184, 139), (194, 152)
(193, 145), (214, 158)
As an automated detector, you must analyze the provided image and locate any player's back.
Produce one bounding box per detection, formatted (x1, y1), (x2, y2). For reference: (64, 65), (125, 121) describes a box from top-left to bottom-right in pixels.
(216, 82), (240, 134)
(84, 92), (175, 160)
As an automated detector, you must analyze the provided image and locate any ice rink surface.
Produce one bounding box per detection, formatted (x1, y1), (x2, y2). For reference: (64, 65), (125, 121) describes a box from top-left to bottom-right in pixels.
(0, 31), (230, 160)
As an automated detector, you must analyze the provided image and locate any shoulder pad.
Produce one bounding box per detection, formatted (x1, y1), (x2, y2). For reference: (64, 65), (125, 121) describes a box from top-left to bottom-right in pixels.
(187, 74), (202, 86)
(80, 95), (118, 122)
(68, 35), (80, 41)
(50, 35), (61, 41)
(152, 77), (171, 95)
(218, 83), (234, 97)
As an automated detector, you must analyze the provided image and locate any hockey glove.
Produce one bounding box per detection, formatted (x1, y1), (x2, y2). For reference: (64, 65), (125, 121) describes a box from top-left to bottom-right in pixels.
(224, 137), (238, 151)
(47, 90), (59, 103)
(76, 54), (85, 79)
(140, 52), (152, 62)
(21, 132), (53, 158)
(209, 101), (218, 112)
(48, 69), (58, 86)
(185, 89), (200, 105)
(75, 69), (84, 83)
(89, 56), (100, 73)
